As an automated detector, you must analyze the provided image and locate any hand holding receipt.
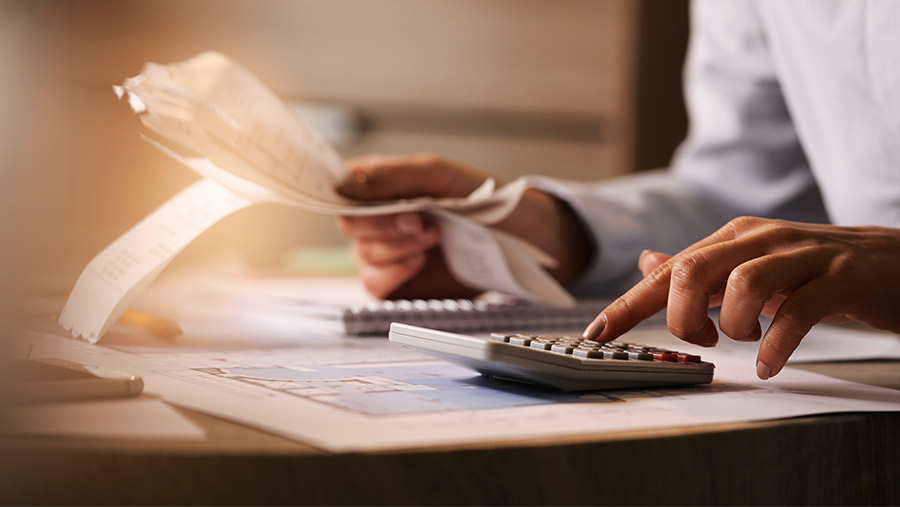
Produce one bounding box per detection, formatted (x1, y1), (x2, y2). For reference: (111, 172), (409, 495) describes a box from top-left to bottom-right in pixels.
(60, 52), (573, 343)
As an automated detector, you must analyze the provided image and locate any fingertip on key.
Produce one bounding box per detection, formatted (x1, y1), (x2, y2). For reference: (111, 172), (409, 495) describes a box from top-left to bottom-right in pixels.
(583, 313), (607, 340)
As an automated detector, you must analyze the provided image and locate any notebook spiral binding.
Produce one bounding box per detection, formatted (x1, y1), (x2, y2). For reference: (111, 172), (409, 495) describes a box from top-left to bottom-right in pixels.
(337, 298), (611, 335)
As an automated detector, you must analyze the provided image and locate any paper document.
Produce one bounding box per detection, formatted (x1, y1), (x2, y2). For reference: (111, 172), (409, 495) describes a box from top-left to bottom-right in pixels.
(23, 316), (900, 453)
(4, 398), (206, 441)
(61, 51), (571, 343)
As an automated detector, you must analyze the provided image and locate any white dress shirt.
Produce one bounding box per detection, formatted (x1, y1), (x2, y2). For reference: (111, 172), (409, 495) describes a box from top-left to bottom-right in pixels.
(532, 0), (900, 295)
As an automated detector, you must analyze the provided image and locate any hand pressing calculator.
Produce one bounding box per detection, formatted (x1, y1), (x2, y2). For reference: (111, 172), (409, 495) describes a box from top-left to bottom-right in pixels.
(389, 323), (714, 391)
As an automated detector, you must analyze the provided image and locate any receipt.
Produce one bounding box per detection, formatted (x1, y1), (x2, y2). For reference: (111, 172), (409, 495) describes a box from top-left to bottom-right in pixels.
(59, 179), (252, 342)
(61, 52), (573, 343)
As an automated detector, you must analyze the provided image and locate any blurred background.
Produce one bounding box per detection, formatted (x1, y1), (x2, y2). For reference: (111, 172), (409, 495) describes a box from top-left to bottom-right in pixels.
(0, 0), (688, 296)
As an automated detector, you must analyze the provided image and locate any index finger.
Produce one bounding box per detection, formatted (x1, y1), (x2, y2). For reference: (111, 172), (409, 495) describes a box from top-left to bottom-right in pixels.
(337, 154), (486, 201)
(583, 221), (743, 341)
(582, 261), (673, 341)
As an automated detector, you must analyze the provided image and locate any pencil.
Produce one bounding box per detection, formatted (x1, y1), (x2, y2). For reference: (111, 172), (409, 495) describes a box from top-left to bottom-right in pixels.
(119, 308), (183, 339)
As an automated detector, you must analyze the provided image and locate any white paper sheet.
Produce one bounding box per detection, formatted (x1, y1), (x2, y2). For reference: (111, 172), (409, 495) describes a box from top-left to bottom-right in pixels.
(20, 316), (900, 453)
(63, 51), (572, 343)
(4, 398), (206, 441)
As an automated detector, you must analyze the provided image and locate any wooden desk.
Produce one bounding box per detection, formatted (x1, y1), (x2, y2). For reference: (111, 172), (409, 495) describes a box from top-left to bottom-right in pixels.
(2, 361), (898, 505)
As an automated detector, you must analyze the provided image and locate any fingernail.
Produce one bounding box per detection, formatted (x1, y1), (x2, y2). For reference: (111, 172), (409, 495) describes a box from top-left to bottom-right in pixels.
(395, 213), (423, 235)
(756, 360), (772, 380)
(583, 313), (607, 340)
(638, 249), (651, 265)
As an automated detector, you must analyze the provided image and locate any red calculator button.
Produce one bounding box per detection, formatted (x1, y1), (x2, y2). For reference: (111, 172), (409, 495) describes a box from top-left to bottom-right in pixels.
(653, 352), (678, 362)
(677, 353), (701, 363)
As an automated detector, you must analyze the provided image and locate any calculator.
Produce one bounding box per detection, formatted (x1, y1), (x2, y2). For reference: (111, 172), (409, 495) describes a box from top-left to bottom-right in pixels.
(389, 323), (714, 391)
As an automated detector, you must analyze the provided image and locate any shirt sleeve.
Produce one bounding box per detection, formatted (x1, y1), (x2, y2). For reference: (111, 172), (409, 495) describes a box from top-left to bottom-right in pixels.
(529, 0), (827, 296)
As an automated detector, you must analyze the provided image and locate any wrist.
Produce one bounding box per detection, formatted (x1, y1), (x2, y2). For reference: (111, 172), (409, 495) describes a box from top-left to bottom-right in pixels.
(499, 189), (593, 286)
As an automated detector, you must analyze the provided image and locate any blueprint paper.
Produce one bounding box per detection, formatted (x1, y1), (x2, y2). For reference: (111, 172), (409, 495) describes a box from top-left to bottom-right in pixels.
(61, 52), (573, 343)
(22, 320), (900, 453)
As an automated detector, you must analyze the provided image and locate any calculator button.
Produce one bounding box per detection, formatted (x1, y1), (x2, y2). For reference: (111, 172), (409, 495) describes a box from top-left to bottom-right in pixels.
(530, 341), (554, 350)
(551, 344), (576, 354)
(605, 350), (629, 360)
(629, 351), (654, 361)
(509, 336), (533, 346)
(574, 349), (605, 359)
(490, 333), (512, 342)
(653, 352), (678, 362)
(677, 353), (701, 363)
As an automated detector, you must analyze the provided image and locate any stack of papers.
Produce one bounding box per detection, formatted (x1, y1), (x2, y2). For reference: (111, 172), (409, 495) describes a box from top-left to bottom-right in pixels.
(59, 52), (573, 343)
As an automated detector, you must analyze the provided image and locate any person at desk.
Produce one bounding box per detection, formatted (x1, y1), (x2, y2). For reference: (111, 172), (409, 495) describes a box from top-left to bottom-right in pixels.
(335, 0), (900, 381)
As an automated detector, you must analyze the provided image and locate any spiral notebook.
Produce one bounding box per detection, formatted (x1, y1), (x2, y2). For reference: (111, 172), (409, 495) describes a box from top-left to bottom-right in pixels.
(205, 277), (611, 336)
(268, 297), (611, 335)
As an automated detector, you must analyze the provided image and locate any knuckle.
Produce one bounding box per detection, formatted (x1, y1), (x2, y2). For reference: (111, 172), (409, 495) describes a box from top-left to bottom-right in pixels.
(643, 260), (673, 287)
(728, 216), (759, 232)
(726, 263), (766, 296)
(828, 253), (857, 278)
(725, 216), (778, 239)
(670, 255), (707, 285)
(765, 223), (802, 244)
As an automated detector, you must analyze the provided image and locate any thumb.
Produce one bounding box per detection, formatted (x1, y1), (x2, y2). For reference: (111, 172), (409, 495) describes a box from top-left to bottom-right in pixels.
(638, 249), (672, 276)
(336, 153), (489, 202)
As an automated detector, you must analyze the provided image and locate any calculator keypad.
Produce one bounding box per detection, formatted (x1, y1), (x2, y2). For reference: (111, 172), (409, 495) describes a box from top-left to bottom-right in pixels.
(490, 332), (702, 364)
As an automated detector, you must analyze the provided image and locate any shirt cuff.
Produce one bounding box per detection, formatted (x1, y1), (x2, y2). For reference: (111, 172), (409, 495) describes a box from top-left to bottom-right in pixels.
(522, 175), (647, 296)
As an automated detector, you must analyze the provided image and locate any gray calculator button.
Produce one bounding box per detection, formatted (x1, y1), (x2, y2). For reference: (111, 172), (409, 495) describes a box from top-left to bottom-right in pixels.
(530, 341), (554, 350)
(509, 336), (532, 346)
(574, 349), (605, 359)
(605, 350), (629, 360)
(550, 344), (576, 354)
(629, 351), (654, 361)
(490, 333), (512, 342)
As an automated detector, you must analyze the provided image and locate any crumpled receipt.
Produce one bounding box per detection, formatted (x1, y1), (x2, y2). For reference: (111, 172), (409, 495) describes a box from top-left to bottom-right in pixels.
(59, 51), (574, 343)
